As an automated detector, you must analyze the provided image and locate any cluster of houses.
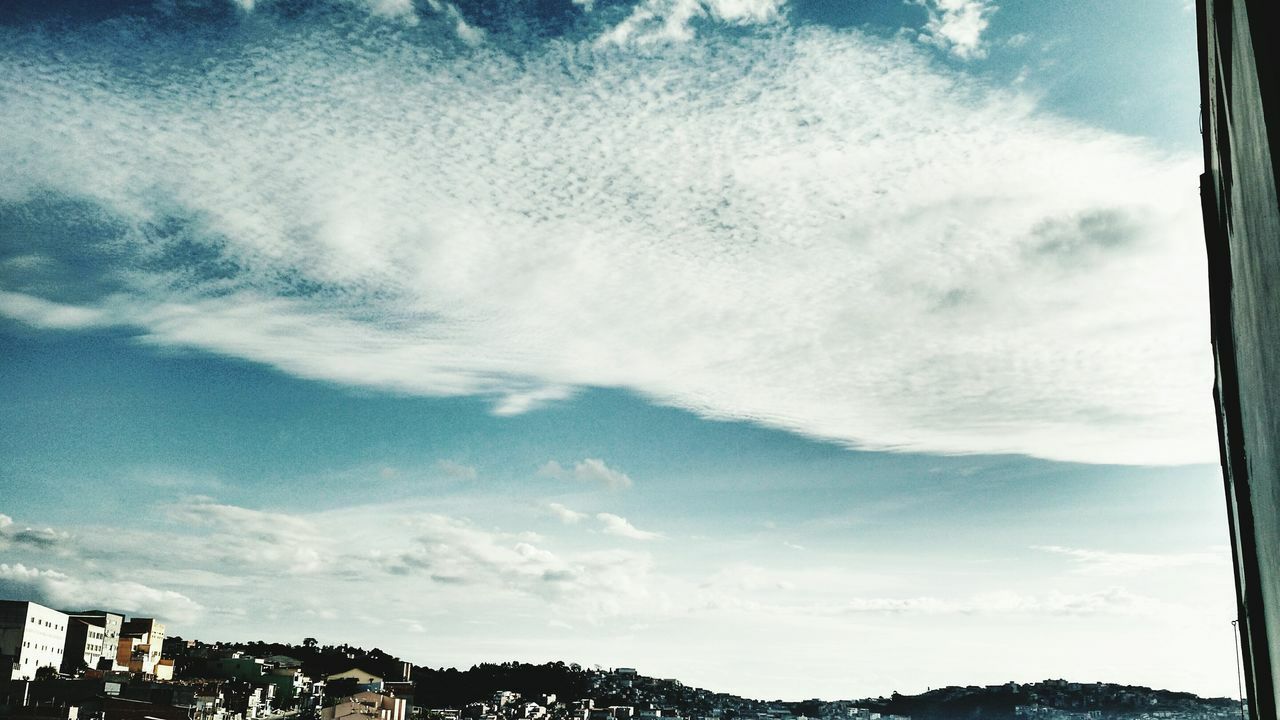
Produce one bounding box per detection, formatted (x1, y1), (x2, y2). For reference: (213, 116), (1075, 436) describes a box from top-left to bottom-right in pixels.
(421, 673), (911, 720)
(0, 599), (414, 720)
(0, 601), (168, 681)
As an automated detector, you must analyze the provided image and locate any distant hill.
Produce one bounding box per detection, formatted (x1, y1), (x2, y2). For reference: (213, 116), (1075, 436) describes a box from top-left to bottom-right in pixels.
(195, 639), (1241, 719)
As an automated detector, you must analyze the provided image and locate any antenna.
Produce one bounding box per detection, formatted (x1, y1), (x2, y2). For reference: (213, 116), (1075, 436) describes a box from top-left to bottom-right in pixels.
(1232, 620), (1246, 720)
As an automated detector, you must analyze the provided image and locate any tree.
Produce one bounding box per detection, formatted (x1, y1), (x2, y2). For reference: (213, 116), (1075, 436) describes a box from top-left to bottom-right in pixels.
(304, 638), (318, 649)
(34, 665), (58, 681)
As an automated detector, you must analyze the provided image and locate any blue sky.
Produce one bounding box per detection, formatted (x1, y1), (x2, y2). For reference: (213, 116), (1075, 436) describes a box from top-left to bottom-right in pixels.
(0, 0), (1236, 702)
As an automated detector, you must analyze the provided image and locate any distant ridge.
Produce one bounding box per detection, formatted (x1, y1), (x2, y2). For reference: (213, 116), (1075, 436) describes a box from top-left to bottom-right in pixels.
(201, 637), (1242, 718)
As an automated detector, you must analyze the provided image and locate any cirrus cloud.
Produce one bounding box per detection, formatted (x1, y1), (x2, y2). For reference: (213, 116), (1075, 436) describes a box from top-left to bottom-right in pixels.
(0, 13), (1214, 466)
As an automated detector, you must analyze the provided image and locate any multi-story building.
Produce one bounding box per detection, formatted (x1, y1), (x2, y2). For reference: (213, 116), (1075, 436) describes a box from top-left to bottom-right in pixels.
(118, 617), (165, 676)
(60, 616), (107, 673)
(65, 611), (124, 671)
(0, 600), (70, 680)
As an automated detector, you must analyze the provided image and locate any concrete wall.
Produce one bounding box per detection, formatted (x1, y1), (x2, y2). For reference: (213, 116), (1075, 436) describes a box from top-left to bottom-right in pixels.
(1198, 2), (1280, 720)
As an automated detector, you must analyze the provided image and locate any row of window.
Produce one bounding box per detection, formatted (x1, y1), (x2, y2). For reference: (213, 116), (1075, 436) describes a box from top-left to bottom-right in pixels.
(22, 640), (63, 654)
(29, 616), (65, 631)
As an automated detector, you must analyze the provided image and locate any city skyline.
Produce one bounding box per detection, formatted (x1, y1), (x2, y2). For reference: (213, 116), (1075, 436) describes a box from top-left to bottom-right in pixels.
(0, 0), (1235, 702)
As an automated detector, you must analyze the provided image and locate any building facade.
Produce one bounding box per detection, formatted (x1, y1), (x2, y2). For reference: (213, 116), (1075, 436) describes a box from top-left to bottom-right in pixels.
(66, 611), (124, 671)
(1198, 2), (1280, 720)
(323, 692), (407, 720)
(60, 617), (107, 673)
(0, 600), (71, 680)
(118, 618), (166, 677)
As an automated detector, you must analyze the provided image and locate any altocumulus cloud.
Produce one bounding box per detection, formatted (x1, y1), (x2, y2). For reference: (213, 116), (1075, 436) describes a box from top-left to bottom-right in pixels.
(0, 7), (1213, 465)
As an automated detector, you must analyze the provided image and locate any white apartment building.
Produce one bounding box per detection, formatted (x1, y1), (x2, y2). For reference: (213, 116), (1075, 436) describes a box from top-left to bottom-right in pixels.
(66, 611), (124, 671)
(0, 600), (70, 680)
(60, 616), (106, 672)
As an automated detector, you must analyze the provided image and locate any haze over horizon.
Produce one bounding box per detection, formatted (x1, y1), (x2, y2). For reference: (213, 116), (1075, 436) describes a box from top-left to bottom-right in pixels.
(0, 0), (1237, 702)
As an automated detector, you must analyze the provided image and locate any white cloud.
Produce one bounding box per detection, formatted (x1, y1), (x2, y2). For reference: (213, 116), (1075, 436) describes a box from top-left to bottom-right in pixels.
(435, 459), (479, 480)
(0, 515), (71, 552)
(1032, 545), (1227, 576)
(231, 0), (420, 24)
(1005, 32), (1030, 48)
(596, 512), (661, 540)
(0, 500), (1236, 696)
(547, 502), (588, 524)
(703, 563), (795, 591)
(163, 498), (330, 575)
(0, 563), (203, 624)
(385, 513), (663, 616)
(492, 386), (572, 416)
(691, 586), (1185, 621)
(231, 0), (486, 42)
(598, 0), (785, 45)
(915, 0), (997, 60)
(0, 21), (1215, 466)
(834, 588), (1176, 618)
(421, 0), (486, 44)
(0, 291), (112, 331)
(362, 0), (420, 24)
(2, 499), (667, 625)
(538, 459), (634, 490)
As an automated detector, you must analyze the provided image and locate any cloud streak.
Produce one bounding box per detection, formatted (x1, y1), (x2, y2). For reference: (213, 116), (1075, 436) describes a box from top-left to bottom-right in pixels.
(1032, 545), (1227, 576)
(547, 502), (588, 524)
(0, 12), (1213, 465)
(539, 459), (634, 490)
(596, 512), (662, 540)
(436, 459), (479, 480)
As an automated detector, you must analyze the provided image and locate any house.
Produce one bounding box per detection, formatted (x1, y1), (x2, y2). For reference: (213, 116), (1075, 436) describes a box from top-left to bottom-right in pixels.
(323, 692), (407, 720)
(328, 668), (385, 692)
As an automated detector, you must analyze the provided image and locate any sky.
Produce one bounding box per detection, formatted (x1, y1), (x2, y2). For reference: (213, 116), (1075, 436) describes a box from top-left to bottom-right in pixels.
(0, 0), (1240, 703)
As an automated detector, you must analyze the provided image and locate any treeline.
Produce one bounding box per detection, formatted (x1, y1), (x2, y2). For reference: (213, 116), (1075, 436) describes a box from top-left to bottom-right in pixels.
(867, 684), (1238, 720)
(209, 642), (599, 707)
(413, 662), (597, 706)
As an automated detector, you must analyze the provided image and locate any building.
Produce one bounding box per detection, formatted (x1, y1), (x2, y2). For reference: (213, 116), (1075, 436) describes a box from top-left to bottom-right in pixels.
(0, 600), (70, 680)
(223, 680), (276, 719)
(117, 618), (165, 677)
(210, 652), (266, 681)
(59, 618), (107, 674)
(64, 612), (123, 671)
(323, 692), (407, 720)
(266, 665), (320, 711)
(1198, 2), (1280, 720)
(328, 668), (385, 692)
